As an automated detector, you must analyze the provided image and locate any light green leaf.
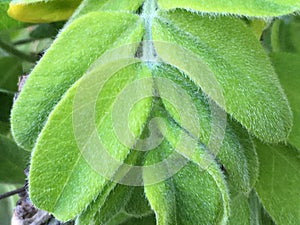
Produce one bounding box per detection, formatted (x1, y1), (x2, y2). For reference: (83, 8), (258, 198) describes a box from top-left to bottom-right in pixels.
(76, 184), (133, 225)
(8, 0), (82, 23)
(69, 0), (144, 23)
(29, 63), (152, 221)
(271, 53), (300, 149)
(0, 56), (22, 92)
(154, 64), (258, 194)
(145, 155), (230, 225)
(143, 105), (229, 225)
(255, 141), (300, 225)
(157, 0), (300, 17)
(11, 11), (144, 150)
(152, 10), (292, 143)
(0, 134), (29, 184)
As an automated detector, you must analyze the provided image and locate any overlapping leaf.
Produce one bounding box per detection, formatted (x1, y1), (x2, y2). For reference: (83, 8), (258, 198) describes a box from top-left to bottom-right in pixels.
(0, 0), (21, 30)
(11, 11), (144, 150)
(255, 141), (300, 225)
(157, 0), (300, 17)
(152, 10), (292, 143)
(29, 63), (153, 221)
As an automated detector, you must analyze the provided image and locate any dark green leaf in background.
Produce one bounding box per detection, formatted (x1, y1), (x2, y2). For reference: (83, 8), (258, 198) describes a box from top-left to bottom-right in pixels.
(255, 141), (300, 225)
(0, 134), (29, 184)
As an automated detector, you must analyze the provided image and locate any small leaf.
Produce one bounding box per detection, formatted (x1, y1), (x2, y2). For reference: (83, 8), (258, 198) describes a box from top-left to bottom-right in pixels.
(11, 11), (144, 150)
(255, 141), (300, 225)
(271, 53), (300, 149)
(0, 134), (29, 184)
(7, 0), (83, 23)
(152, 10), (293, 143)
(157, 0), (300, 17)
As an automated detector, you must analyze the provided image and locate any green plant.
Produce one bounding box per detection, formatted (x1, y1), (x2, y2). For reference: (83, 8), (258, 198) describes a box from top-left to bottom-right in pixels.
(0, 0), (300, 224)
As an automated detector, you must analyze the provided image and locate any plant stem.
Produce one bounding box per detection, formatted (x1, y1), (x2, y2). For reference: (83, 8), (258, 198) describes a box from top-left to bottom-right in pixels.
(141, 0), (157, 65)
(0, 39), (39, 63)
(0, 186), (26, 200)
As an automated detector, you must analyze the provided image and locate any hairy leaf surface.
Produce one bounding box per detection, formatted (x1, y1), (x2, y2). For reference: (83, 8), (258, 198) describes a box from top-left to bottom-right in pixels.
(157, 0), (300, 17)
(152, 10), (292, 143)
(11, 11), (143, 150)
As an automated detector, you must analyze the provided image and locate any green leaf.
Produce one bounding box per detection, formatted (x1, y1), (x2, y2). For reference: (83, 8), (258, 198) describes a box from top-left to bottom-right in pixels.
(69, 0), (144, 23)
(145, 155), (230, 225)
(152, 10), (293, 143)
(157, 0), (300, 17)
(0, 91), (14, 123)
(249, 191), (276, 225)
(119, 214), (156, 225)
(270, 16), (300, 53)
(76, 184), (133, 225)
(0, 0), (22, 30)
(154, 64), (258, 194)
(255, 141), (300, 225)
(0, 184), (19, 224)
(11, 11), (144, 150)
(7, 0), (83, 23)
(29, 63), (152, 221)
(228, 193), (250, 225)
(271, 53), (300, 149)
(0, 56), (22, 92)
(143, 105), (229, 225)
(0, 134), (29, 184)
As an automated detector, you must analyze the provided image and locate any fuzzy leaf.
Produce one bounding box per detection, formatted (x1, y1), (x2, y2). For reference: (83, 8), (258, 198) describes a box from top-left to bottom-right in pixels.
(143, 103), (229, 225)
(157, 0), (300, 17)
(7, 0), (82, 23)
(152, 10), (293, 143)
(154, 64), (258, 194)
(0, 134), (29, 184)
(228, 194), (250, 225)
(255, 141), (300, 225)
(29, 63), (152, 221)
(69, 0), (144, 23)
(145, 152), (230, 225)
(11, 11), (144, 150)
(271, 53), (300, 149)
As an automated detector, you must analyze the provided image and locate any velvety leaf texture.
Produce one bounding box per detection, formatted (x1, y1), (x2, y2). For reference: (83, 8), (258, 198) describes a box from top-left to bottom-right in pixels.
(29, 63), (152, 221)
(255, 141), (300, 225)
(157, 0), (300, 17)
(152, 9), (293, 143)
(11, 11), (144, 150)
